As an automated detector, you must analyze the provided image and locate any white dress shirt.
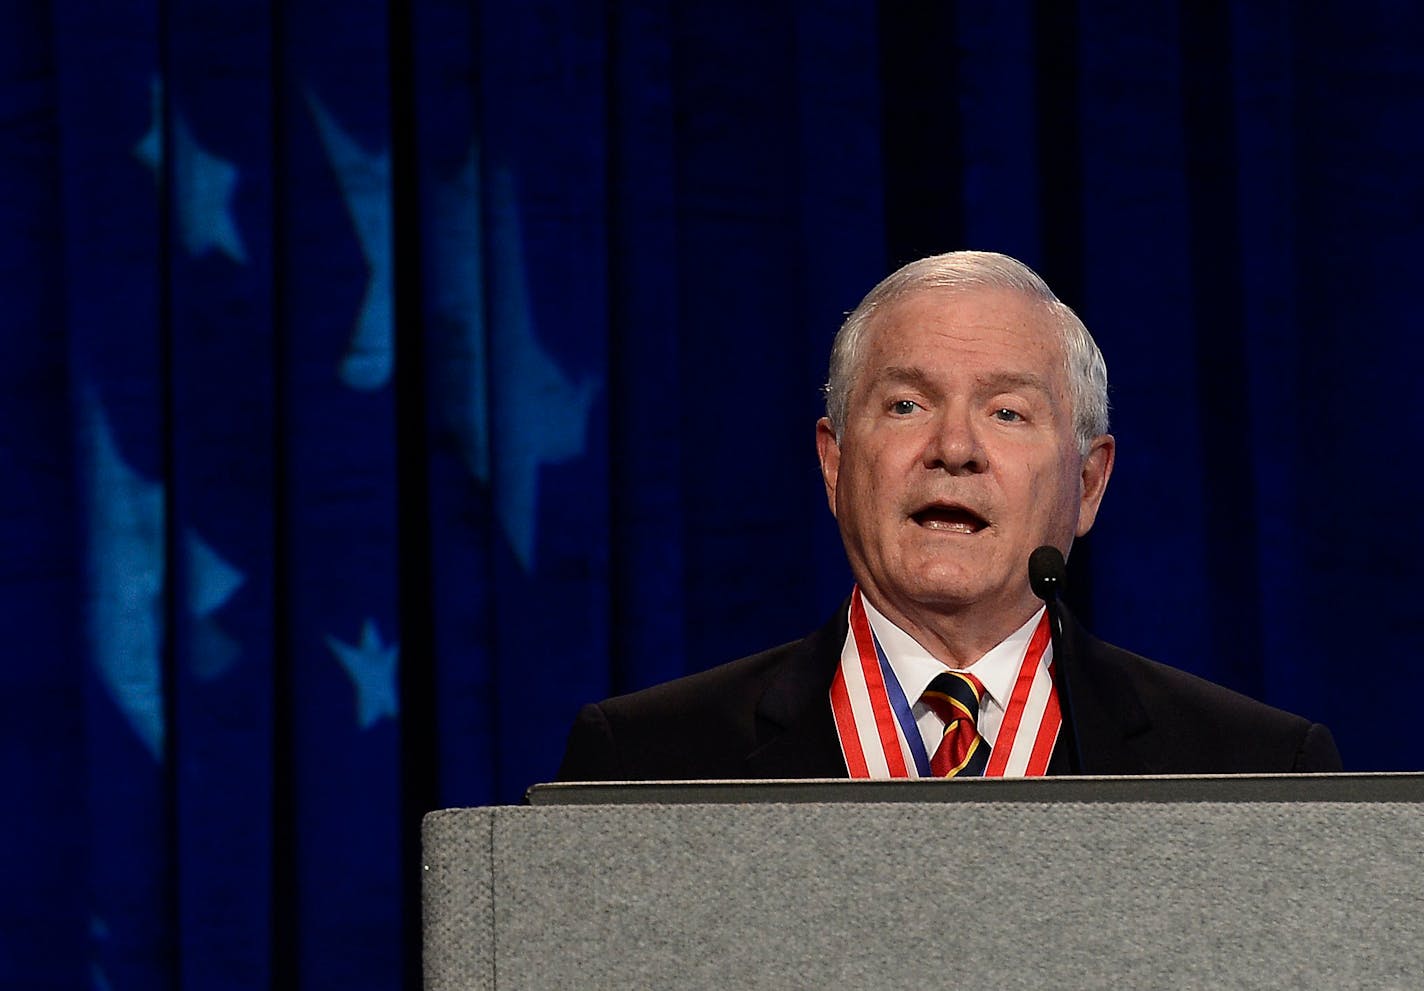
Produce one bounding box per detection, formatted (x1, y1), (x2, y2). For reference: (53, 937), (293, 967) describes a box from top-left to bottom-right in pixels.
(859, 595), (1048, 756)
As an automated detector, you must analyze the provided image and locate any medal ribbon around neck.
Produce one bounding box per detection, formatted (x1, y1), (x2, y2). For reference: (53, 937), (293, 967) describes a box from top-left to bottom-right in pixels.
(830, 587), (1062, 778)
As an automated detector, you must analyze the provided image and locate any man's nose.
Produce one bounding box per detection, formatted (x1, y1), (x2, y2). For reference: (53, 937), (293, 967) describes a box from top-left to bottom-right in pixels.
(922, 408), (987, 475)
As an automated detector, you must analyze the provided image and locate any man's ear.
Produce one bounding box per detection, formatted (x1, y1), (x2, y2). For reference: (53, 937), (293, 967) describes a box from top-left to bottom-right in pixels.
(815, 417), (841, 517)
(1075, 433), (1116, 537)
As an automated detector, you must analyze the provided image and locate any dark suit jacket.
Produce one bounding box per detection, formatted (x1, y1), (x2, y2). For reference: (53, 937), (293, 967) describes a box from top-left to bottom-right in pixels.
(557, 604), (1342, 781)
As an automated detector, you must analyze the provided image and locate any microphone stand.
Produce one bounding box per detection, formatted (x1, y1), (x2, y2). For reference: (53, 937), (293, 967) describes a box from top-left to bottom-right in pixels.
(1029, 545), (1084, 774)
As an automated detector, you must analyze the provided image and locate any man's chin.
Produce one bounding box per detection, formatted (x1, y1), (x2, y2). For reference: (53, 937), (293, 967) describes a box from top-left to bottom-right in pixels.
(874, 577), (999, 616)
(901, 558), (997, 597)
(852, 552), (1015, 617)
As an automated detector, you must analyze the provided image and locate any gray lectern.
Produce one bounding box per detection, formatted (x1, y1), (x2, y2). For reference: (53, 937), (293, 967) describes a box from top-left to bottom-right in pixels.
(423, 775), (1424, 990)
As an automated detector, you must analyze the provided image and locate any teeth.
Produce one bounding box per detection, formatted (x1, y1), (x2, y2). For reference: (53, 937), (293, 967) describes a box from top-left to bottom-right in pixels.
(920, 518), (979, 533)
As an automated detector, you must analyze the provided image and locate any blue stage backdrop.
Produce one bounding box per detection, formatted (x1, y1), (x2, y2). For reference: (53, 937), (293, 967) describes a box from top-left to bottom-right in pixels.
(3, 2), (1421, 988)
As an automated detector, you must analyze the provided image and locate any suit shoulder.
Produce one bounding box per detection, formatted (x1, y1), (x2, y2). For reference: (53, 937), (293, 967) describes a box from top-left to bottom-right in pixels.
(596, 633), (816, 727)
(1084, 635), (1341, 771)
(556, 627), (835, 781)
(1093, 637), (1291, 720)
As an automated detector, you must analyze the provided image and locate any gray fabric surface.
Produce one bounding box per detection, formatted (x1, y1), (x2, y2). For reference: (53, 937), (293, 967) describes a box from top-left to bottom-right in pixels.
(424, 802), (1424, 989)
(423, 810), (495, 991)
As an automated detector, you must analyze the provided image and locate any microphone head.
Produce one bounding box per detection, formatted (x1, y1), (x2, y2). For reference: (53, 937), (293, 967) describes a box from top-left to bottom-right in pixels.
(1028, 545), (1068, 602)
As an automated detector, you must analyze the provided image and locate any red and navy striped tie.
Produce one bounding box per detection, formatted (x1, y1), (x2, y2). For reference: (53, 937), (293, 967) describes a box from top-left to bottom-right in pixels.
(922, 671), (991, 777)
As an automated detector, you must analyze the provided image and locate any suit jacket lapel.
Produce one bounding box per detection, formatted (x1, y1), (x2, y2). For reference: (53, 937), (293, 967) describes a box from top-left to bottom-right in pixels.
(742, 605), (849, 779)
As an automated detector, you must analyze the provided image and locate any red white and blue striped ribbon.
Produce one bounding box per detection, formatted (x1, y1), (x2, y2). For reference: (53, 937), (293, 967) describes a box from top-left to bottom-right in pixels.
(830, 587), (1061, 778)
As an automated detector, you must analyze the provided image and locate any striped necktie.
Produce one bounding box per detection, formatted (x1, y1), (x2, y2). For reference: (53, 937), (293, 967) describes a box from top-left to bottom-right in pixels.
(922, 671), (991, 777)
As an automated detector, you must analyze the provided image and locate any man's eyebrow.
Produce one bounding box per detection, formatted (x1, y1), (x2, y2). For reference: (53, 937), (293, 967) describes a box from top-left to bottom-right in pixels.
(980, 371), (1052, 394)
(869, 366), (1052, 394)
(871, 366), (937, 389)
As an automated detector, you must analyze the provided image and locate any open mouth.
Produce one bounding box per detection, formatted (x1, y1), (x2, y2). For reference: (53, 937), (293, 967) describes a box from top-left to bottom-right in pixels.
(910, 504), (989, 534)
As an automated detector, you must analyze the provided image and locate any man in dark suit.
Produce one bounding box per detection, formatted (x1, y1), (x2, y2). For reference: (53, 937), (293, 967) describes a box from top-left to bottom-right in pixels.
(558, 251), (1341, 781)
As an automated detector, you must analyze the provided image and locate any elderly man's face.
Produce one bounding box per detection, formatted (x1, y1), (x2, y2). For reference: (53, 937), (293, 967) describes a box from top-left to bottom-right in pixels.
(816, 288), (1114, 631)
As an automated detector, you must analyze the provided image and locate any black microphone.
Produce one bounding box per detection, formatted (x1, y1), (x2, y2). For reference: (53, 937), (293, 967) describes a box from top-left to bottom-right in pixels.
(1029, 546), (1084, 774)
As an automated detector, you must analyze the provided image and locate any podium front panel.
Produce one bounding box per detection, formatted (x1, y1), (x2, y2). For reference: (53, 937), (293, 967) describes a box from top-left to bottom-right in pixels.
(424, 776), (1424, 990)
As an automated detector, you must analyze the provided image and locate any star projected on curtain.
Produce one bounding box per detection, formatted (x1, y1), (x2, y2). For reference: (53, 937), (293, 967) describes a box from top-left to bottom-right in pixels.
(431, 144), (491, 482)
(305, 89), (393, 392)
(81, 394), (166, 761)
(325, 619), (399, 729)
(133, 77), (248, 263)
(430, 150), (600, 569)
(488, 168), (601, 568)
(185, 529), (246, 681)
(80, 394), (251, 757)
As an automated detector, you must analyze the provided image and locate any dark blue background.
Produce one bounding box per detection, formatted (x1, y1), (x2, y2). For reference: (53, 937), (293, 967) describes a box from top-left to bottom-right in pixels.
(2, 2), (1415, 988)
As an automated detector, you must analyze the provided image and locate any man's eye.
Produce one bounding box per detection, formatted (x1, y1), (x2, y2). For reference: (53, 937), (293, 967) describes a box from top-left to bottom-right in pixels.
(890, 399), (920, 415)
(993, 408), (1024, 422)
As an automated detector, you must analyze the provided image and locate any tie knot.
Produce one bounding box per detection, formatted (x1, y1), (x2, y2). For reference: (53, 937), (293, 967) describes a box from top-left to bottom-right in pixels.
(921, 670), (986, 726)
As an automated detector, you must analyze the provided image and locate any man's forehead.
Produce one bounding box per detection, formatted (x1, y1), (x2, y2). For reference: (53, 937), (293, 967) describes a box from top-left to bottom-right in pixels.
(862, 289), (1064, 362)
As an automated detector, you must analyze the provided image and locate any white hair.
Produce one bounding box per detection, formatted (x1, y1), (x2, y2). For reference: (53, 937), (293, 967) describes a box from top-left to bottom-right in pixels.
(823, 251), (1110, 454)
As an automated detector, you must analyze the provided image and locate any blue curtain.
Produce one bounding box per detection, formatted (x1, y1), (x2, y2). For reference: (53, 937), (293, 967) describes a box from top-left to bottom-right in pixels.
(3, 2), (1420, 988)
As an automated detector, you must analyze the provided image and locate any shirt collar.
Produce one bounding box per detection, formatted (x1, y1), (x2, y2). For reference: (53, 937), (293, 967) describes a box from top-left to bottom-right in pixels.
(858, 593), (1046, 712)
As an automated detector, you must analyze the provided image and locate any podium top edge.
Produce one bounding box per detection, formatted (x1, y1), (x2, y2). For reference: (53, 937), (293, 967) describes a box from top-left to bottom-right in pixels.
(514, 773), (1424, 808)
